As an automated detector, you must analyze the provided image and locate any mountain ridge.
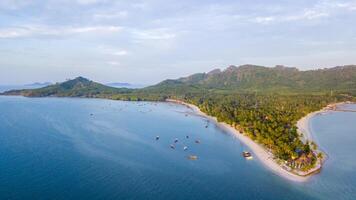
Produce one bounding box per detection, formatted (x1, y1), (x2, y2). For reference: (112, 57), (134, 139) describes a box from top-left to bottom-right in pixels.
(149, 65), (356, 93)
(1, 64), (356, 97)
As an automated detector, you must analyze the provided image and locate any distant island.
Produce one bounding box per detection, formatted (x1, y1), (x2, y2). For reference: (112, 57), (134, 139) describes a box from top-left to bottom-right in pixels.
(2, 64), (356, 181)
(24, 82), (52, 87)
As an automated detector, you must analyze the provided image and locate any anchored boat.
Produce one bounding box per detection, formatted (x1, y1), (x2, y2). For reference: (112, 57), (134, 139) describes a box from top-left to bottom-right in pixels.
(242, 151), (253, 160)
(188, 155), (198, 160)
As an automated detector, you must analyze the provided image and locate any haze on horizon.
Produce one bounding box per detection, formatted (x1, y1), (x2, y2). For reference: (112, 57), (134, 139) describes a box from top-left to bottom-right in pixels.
(0, 0), (356, 85)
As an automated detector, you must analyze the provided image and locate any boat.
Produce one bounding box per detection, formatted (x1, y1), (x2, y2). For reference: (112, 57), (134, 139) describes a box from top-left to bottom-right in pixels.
(195, 140), (200, 144)
(170, 144), (175, 149)
(174, 138), (179, 143)
(242, 151), (253, 159)
(183, 146), (188, 151)
(188, 155), (198, 160)
(156, 136), (160, 140)
(186, 135), (189, 139)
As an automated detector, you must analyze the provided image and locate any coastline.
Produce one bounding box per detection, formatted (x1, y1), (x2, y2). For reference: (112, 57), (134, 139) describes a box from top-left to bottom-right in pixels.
(297, 101), (354, 143)
(166, 99), (326, 182)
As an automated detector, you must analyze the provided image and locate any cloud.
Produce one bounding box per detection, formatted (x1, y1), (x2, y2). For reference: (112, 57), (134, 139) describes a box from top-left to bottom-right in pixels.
(133, 28), (176, 40)
(254, 16), (276, 24)
(0, 25), (123, 39)
(252, 0), (356, 25)
(98, 46), (129, 56)
(93, 11), (128, 20)
(285, 9), (329, 21)
(253, 8), (329, 24)
(0, 0), (33, 10)
(76, 0), (104, 5)
(131, 3), (148, 10)
(112, 50), (129, 56)
(106, 61), (120, 66)
(334, 2), (356, 11)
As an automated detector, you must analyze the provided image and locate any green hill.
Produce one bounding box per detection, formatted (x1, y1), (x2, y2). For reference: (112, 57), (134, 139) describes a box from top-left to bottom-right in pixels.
(3, 65), (356, 98)
(146, 65), (356, 94)
(2, 76), (131, 98)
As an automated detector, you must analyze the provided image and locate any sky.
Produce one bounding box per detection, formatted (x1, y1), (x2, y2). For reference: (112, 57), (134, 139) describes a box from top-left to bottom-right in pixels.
(0, 0), (356, 85)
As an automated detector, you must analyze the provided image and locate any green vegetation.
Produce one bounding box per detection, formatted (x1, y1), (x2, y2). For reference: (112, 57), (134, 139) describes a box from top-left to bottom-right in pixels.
(2, 65), (355, 171)
(2, 76), (132, 98)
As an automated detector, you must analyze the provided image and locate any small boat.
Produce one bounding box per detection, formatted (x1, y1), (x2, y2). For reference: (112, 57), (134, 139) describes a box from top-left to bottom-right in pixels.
(174, 138), (179, 143)
(195, 140), (200, 144)
(205, 125), (208, 128)
(156, 136), (160, 140)
(186, 135), (189, 139)
(170, 144), (175, 149)
(242, 151), (253, 159)
(183, 146), (188, 151)
(188, 155), (198, 160)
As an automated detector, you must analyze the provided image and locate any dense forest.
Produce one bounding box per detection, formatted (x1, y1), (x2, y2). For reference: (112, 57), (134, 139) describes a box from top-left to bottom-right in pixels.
(2, 65), (356, 172)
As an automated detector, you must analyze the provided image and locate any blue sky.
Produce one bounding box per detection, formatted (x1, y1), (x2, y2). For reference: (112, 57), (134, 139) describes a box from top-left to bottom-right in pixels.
(0, 0), (356, 85)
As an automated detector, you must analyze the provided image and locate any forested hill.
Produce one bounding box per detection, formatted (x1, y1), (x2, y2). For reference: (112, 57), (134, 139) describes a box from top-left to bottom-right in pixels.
(2, 65), (356, 97)
(1, 76), (131, 97)
(147, 65), (356, 94)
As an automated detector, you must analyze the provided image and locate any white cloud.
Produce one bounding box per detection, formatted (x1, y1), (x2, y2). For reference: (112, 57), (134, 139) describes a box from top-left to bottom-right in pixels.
(0, 25), (122, 39)
(0, 0), (33, 10)
(133, 28), (176, 40)
(252, 0), (356, 25)
(131, 3), (147, 10)
(69, 26), (122, 33)
(286, 9), (329, 21)
(112, 50), (128, 56)
(76, 0), (103, 5)
(335, 2), (356, 11)
(107, 61), (120, 66)
(254, 16), (276, 24)
(94, 11), (128, 20)
(98, 46), (129, 56)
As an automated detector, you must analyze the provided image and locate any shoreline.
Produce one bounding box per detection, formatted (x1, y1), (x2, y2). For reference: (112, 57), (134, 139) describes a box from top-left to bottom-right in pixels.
(166, 99), (329, 182)
(296, 101), (354, 143)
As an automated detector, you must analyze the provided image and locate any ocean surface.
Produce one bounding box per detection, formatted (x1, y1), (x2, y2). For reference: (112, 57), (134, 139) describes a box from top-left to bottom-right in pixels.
(0, 96), (355, 200)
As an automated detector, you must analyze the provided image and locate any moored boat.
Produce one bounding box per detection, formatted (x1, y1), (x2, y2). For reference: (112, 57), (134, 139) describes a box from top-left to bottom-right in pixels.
(188, 155), (198, 160)
(242, 151), (253, 159)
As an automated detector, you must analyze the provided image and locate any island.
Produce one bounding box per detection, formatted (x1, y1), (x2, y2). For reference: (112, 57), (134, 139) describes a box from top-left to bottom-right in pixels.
(2, 64), (355, 181)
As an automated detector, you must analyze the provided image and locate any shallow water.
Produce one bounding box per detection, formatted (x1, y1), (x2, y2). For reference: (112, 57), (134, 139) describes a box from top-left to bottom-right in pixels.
(0, 96), (355, 199)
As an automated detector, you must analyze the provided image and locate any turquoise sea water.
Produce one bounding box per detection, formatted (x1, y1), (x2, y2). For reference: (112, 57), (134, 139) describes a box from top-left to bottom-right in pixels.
(0, 96), (355, 200)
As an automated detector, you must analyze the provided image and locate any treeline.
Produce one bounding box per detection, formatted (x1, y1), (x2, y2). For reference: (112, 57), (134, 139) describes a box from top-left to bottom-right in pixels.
(181, 93), (341, 161)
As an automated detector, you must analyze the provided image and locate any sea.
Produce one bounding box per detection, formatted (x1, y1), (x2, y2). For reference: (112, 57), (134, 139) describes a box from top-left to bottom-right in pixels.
(0, 96), (355, 200)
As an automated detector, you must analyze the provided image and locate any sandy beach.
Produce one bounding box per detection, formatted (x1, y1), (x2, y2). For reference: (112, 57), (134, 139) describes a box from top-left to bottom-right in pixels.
(166, 99), (326, 182)
(296, 101), (353, 143)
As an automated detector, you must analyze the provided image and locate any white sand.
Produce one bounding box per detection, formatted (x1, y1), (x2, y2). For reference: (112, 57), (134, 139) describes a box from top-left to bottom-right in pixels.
(166, 99), (324, 182)
(296, 111), (319, 143)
